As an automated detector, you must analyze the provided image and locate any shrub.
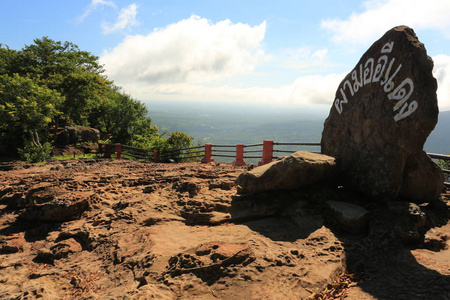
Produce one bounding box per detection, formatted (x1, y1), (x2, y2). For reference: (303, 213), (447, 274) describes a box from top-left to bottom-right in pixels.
(18, 142), (52, 163)
(437, 153), (450, 182)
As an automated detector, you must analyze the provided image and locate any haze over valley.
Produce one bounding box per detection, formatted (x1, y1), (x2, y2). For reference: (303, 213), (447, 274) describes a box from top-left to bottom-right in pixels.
(146, 100), (450, 155)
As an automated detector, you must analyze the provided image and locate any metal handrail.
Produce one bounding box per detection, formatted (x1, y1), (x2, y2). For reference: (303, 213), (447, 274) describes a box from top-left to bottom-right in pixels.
(244, 143), (264, 148)
(211, 149), (236, 153)
(164, 145), (204, 152)
(274, 150), (296, 154)
(244, 149), (263, 153)
(211, 144), (236, 148)
(428, 153), (450, 160)
(243, 155), (263, 159)
(274, 142), (321, 146)
(213, 154), (235, 158)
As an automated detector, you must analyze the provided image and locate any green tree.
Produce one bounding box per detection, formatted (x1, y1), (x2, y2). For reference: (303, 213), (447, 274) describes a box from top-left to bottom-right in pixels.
(0, 73), (63, 158)
(90, 89), (154, 143)
(0, 44), (20, 75)
(56, 72), (110, 125)
(18, 37), (103, 78)
(0, 37), (196, 162)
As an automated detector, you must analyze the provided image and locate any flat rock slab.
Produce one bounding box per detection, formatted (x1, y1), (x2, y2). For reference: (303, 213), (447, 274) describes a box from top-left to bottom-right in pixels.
(321, 26), (443, 202)
(236, 151), (336, 193)
(326, 200), (369, 234)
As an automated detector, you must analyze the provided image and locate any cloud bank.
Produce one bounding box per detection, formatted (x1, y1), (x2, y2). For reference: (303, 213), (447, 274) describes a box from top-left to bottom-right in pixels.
(433, 54), (450, 110)
(321, 0), (450, 47)
(101, 15), (342, 108)
(99, 3), (450, 111)
(101, 15), (267, 84)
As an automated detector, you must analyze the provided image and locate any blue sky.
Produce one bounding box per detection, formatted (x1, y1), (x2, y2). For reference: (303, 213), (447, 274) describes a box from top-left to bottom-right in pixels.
(2, 0), (450, 111)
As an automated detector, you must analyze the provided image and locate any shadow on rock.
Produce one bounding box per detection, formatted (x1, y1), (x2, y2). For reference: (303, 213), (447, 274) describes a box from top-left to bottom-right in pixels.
(338, 199), (450, 299)
(230, 188), (325, 242)
(232, 182), (450, 299)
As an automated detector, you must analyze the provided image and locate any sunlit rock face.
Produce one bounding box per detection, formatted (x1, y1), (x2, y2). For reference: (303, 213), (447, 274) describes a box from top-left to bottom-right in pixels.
(321, 26), (443, 202)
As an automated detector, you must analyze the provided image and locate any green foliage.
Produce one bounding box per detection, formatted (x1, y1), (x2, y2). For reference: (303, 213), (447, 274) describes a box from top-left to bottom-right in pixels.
(91, 90), (154, 143)
(0, 37), (195, 162)
(130, 130), (200, 162)
(18, 37), (103, 78)
(437, 154), (450, 182)
(18, 142), (52, 163)
(0, 73), (63, 149)
(167, 131), (193, 149)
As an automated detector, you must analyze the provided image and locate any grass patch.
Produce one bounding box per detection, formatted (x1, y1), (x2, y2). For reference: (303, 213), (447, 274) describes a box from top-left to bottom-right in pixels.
(51, 153), (101, 161)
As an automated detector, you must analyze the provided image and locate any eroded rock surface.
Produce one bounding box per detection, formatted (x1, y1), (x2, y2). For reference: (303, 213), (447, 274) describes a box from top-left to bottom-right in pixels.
(0, 159), (448, 299)
(321, 26), (443, 202)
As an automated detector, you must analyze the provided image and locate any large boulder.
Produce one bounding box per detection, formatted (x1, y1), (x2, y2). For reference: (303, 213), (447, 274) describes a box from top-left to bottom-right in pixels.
(321, 26), (443, 202)
(55, 126), (100, 146)
(236, 151), (336, 193)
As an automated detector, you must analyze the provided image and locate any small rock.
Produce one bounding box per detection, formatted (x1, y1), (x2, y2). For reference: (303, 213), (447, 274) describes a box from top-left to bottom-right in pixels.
(326, 200), (369, 234)
(36, 248), (54, 260)
(143, 185), (157, 193)
(50, 238), (83, 259)
(388, 201), (426, 244)
(173, 181), (201, 198)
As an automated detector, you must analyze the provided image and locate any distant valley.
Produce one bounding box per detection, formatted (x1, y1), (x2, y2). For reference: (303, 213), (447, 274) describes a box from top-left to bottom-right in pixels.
(146, 100), (450, 155)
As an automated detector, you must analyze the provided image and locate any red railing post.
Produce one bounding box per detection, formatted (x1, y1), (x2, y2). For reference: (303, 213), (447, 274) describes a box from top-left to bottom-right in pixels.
(104, 144), (111, 158)
(153, 150), (159, 162)
(201, 143), (214, 163)
(98, 143), (104, 154)
(258, 140), (274, 166)
(115, 143), (122, 158)
(233, 144), (246, 166)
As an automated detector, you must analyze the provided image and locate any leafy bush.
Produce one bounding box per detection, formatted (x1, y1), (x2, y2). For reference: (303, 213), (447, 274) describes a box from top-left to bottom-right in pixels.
(130, 131), (201, 162)
(437, 153), (450, 182)
(18, 142), (52, 163)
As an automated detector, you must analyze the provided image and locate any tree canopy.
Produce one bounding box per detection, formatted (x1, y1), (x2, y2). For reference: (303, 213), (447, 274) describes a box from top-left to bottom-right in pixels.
(0, 37), (195, 161)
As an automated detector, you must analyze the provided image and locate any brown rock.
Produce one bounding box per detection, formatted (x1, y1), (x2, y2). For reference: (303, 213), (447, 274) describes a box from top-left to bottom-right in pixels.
(326, 200), (370, 234)
(20, 186), (91, 221)
(55, 126), (99, 146)
(399, 151), (444, 202)
(51, 238), (83, 259)
(236, 151), (336, 193)
(321, 26), (442, 202)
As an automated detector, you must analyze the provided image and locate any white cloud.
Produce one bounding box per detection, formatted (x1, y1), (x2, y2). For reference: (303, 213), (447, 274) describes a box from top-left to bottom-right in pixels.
(78, 0), (116, 23)
(118, 73), (343, 109)
(321, 0), (450, 47)
(102, 3), (138, 34)
(433, 54), (450, 111)
(281, 47), (331, 71)
(311, 48), (328, 61)
(100, 15), (343, 109)
(101, 15), (267, 84)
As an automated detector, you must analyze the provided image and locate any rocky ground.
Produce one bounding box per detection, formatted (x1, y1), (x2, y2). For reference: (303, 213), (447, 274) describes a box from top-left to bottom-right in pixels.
(0, 158), (449, 299)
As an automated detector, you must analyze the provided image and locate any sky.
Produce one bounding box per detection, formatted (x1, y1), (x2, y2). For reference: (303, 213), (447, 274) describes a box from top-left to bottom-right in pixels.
(2, 0), (450, 112)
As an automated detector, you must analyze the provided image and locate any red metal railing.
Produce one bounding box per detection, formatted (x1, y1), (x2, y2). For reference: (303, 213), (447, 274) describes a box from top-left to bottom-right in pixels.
(98, 141), (449, 187)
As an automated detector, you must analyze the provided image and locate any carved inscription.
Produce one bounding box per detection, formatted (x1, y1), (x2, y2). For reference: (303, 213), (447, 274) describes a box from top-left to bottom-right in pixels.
(334, 42), (417, 122)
